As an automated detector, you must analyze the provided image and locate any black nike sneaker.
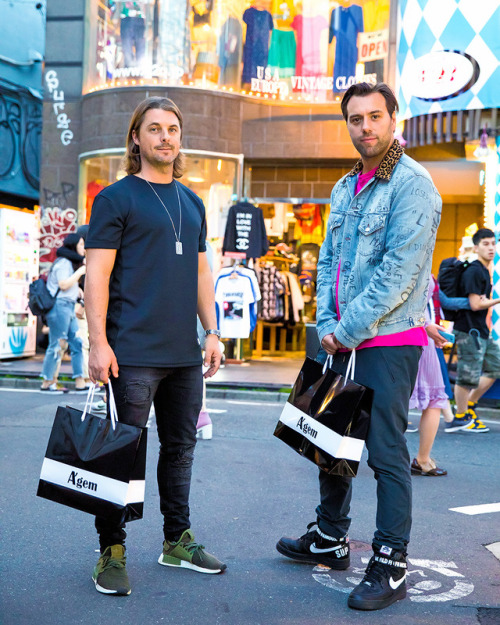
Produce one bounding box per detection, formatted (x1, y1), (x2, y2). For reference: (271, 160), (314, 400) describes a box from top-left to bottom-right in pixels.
(348, 546), (407, 611)
(276, 522), (350, 569)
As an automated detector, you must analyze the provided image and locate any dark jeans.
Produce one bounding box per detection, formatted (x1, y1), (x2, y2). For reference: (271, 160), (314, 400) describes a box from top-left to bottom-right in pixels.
(120, 16), (145, 67)
(95, 365), (203, 551)
(315, 346), (421, 552)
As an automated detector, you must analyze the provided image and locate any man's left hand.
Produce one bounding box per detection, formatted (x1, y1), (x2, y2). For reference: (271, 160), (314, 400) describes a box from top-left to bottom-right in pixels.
(203, 335), (222, 378)
(321, 333), (347, 355)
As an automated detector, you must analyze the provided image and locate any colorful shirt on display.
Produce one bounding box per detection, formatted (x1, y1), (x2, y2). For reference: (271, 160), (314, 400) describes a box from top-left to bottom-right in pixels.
(329, 5), (364, 92)
(291, 14), (328, 76)
(215, 272), (257, 339)
(242, 7), (274, 83)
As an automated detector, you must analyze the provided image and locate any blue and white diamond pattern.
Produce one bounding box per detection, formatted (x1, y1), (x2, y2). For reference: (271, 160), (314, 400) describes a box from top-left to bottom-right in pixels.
(491, 137), (500, 342)
(396, 0), (500, 120)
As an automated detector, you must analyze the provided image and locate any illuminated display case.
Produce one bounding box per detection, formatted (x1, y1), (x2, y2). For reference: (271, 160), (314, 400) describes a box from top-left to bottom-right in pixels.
(78, 148), (243, 240)
(83, 0), (390, 103)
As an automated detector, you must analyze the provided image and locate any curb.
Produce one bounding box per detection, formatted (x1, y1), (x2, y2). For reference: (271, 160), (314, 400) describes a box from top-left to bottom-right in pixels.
(0, 375), (291, 403)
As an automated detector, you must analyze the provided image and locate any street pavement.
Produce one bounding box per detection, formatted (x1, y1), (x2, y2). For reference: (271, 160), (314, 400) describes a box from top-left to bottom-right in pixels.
(1, 389), (499, 625)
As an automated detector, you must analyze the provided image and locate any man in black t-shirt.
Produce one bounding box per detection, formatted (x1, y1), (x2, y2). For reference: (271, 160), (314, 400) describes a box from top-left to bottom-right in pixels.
(84, 97), (226, 596)
(452, 228), (500, 433)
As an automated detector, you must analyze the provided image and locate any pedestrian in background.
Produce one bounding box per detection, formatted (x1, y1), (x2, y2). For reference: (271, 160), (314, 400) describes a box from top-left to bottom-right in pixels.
(409, 276), (449, 476)
(85, 96), (225, 597)
(452, 228), (500, 433)
(74, 224), (90, 383)
(276, 82), (442, 611)
(40, 233), (87, 393)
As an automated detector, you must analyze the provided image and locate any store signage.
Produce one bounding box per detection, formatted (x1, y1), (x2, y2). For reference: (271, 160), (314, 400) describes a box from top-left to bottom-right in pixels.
(358, 30), (389, 63)
(251, 66), (288, 96)
(412, 50), (480, 101)
(252, 66), (377, 95)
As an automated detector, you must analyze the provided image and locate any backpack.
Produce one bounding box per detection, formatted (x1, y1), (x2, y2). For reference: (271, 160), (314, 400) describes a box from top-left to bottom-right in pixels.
(437, 257), (470, 321)
(27, 276), (59, 316)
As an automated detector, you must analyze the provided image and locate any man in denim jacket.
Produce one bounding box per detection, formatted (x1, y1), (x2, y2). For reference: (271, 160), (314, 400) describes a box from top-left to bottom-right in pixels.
(277, 83), (442, 611)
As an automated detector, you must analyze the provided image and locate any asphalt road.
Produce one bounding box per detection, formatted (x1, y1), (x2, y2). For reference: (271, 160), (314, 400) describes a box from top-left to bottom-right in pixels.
(1, 389), (499, 625)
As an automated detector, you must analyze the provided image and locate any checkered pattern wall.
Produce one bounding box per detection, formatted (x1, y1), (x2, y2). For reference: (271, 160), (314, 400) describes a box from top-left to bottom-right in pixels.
(396, 0), (500, 120)
(491, 136), (500, 341)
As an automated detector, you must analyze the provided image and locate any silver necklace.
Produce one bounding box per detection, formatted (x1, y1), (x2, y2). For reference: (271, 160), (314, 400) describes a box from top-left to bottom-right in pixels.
(144, 179), (183, 255)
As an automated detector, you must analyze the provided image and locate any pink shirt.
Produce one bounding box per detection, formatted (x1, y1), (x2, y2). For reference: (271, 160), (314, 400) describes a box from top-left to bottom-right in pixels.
(337, 168), (427, 350)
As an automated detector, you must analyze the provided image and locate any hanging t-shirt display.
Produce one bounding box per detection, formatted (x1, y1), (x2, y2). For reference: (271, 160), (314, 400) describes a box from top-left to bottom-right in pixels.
(242, 7), (274, 84)
(329, 5), (364, 93)
(215, 272), (257, 339)
(291, 14), (328, 77)
(223, 202), (269, 259)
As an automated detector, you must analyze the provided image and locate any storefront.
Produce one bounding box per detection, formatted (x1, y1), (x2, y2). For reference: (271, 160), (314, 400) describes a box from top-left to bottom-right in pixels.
(83, 0), (391, 103)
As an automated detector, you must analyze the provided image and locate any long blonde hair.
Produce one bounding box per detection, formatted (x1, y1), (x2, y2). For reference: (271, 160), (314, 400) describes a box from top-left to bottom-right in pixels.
(123, 97), (185, 178)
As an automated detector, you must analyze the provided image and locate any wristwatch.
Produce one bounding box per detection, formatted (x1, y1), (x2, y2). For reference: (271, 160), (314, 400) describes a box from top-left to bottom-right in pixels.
(205, 329), (221, 338)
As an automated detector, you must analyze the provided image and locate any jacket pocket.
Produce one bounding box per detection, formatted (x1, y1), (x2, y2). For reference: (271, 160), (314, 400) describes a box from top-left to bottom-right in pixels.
(329, 212), (346, 245)
(357, 213), (386, 258)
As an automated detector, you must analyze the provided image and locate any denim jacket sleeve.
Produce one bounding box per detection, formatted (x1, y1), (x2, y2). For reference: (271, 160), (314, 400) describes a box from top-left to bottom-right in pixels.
(335, 175), (441, 348)
(439, 288), (471, 310)
(316, 203), (339, 344)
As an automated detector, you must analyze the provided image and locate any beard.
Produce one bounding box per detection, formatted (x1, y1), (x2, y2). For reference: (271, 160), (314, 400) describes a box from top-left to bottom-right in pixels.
(352, 134), (392, 161)
(142, 146), (180, 170)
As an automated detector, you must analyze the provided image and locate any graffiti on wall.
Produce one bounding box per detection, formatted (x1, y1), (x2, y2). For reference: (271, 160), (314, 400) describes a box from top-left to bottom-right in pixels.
(39, 182), (77, 273)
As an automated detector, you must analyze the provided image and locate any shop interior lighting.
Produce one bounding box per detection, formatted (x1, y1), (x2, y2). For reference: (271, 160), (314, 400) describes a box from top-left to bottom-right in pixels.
(187, 159), (205, 183)
(217, 159), (222, 172)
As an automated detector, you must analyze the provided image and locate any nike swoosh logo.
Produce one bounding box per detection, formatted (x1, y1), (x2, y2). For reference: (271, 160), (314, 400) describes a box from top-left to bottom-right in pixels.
(389, 574), (406, 590)
(309, 544), (344, 554)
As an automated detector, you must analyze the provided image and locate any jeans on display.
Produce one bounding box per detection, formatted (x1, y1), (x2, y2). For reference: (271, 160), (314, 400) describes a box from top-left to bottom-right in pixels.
(315, 345), (421, 552)
(95, 364), (203, 550)
(120, 16), (145, 67)
(41, 299), (84, 381)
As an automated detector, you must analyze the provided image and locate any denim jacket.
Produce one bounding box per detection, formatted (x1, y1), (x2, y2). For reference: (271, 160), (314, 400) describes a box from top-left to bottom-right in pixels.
(316, 140), (442, 349)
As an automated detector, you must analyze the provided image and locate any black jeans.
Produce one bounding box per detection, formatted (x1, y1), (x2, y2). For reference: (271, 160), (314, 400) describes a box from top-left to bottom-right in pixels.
(315, 346), (421, 552)
(95, 365), (203, 551)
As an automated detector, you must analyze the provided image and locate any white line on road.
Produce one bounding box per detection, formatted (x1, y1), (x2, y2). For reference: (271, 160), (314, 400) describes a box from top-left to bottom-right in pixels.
(449, 502), (500, 515)
(225, 400), (285, 406)
(485, 542), (500, 561)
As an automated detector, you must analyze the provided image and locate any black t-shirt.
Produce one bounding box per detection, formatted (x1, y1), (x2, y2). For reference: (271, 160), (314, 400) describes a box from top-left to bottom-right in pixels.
(454, 260), (491, 339)
(222, 202), (269, 258)
(86, 175), (206, 367)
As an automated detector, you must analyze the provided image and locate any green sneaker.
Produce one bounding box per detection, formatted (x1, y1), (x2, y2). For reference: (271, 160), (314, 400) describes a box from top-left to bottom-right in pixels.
(158, 529), (226, 574)
(92, 544), (131, 595)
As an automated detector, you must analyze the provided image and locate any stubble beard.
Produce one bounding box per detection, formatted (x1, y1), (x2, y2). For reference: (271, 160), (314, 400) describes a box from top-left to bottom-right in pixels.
(141, 148), (179, 174)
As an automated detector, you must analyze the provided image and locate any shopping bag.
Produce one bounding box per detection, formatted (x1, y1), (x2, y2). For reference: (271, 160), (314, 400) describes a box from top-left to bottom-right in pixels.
(274, 351), (372, 477)
(37, 384), (147, 524)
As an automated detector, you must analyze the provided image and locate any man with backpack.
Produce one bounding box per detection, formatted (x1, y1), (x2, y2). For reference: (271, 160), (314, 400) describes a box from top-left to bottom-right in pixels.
(449, 228), (500, 433)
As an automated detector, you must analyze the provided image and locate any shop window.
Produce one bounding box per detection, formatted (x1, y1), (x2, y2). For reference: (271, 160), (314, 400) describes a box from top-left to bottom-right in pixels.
(83, 0), (390, 102)
(79, 150), (240, 241)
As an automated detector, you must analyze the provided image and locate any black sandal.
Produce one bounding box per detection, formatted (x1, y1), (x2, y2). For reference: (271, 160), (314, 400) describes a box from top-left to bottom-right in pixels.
(411, 458), (447, 476)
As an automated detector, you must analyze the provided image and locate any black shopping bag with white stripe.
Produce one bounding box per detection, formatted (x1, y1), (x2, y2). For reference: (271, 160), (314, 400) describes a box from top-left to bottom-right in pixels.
(37, 384), (147, 524)
(274, 351), (372, 477)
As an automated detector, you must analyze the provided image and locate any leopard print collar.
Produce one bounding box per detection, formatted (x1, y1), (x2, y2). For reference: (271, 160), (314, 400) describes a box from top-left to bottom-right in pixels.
(347, 139), (404, 181)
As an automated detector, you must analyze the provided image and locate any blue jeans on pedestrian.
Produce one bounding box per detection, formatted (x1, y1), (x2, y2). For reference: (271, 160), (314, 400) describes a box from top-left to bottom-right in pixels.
(41, 298), (84, 381)
(95, 364), (203, 551)
(315, 345), (421, 552)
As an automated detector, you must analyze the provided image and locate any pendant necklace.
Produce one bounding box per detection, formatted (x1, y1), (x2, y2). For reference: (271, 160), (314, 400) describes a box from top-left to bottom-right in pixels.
(144, 178), (183, 255)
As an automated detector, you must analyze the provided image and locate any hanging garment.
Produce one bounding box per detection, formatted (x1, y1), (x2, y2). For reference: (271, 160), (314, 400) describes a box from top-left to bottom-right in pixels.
(293, 204), (323, 245)
(215, 272), (257, 339)
(218, 17), (243, 86)
(242, 7), (274, 84)
(258, 265), (286, 321)
(216, 265), (261, 326)
(223, 202), (269, 259)
(284, 271), (305, 323)
(329, 5), (364, 92)
(291, 14), (328, 76)
(158, 0), (191, 82)
(268, 29), (296, 78)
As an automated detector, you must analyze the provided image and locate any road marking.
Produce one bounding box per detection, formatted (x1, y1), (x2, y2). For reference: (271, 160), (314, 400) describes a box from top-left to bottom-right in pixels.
(0, 388), (48, 394)
(485, 542), (500, 561)
(226, 400), (284, 406)
(409, 410), (498, 425)
(313, 558), (474, 603)
(205, 408), (227, 414)
(450, 502), (500, 515)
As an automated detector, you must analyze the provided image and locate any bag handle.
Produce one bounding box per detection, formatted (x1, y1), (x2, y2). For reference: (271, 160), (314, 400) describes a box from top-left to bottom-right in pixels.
(81, 382), (119, 431)
(322, 350), (356, 385)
